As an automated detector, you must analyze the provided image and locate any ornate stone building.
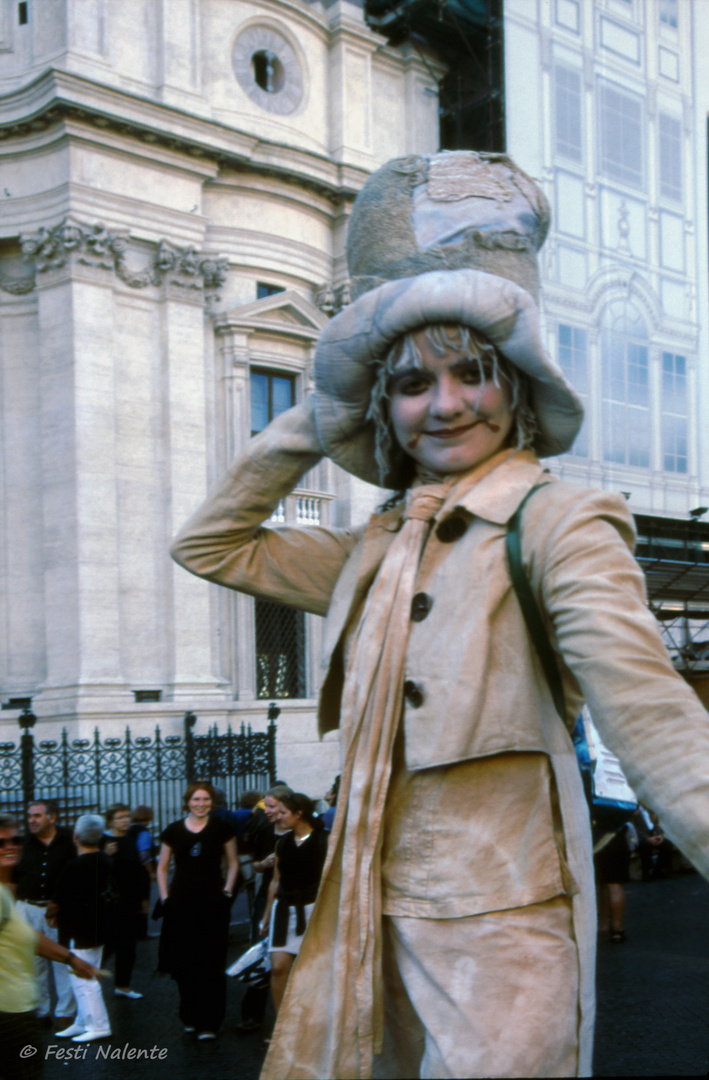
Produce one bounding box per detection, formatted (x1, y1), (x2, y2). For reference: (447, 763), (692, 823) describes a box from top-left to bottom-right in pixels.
(0, 0), (442, 794)
(3, 0), (707, 799)
(504, 0), (709, 704)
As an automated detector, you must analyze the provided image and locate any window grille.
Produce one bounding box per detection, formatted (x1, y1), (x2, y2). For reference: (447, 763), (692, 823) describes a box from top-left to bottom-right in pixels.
(255, 600), (306, 699)
(558, 324), (588, 457)
(599, 83), (643, 189)
(659, 114), (682, 202)
(600, 302), (650, 468)
(554, 67), (582, 162)
(661, 352), (688, 473)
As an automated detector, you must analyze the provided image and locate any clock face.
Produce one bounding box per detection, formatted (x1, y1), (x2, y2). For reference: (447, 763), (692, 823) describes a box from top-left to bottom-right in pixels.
(232, 26), (304, 115)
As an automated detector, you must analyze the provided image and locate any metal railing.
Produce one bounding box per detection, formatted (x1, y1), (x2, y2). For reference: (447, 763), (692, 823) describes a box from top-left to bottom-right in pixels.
(0, 709), (277, 834)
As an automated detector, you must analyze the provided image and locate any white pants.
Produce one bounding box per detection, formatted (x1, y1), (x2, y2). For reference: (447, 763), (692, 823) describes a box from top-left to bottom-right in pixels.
(69, 945), (110, 1035)
(374, 897), (579, 1079)
(16, 902), (75, 1018)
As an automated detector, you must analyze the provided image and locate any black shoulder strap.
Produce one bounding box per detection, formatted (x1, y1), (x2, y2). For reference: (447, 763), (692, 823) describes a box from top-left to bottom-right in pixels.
(505, 483), (567, 723)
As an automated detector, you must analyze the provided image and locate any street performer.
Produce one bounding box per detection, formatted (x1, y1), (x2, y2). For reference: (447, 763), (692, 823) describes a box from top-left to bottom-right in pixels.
(171, 152), (709, 1078)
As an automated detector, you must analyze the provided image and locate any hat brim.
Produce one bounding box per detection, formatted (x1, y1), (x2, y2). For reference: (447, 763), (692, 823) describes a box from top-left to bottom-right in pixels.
(313, 268), (584, 487)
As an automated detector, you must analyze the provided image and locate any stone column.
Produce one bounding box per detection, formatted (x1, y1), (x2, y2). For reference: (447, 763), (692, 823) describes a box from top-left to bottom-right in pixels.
(35, 264), (128, 713)
(163, 286), (229, 702)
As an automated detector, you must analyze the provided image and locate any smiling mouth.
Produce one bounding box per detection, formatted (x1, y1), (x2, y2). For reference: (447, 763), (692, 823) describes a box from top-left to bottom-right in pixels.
(425, 418), (502, 438)
(425, 421), (481, 439)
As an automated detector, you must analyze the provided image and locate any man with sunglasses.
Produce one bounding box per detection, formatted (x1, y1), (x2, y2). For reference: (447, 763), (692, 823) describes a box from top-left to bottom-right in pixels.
(15, 801), (77, 1027)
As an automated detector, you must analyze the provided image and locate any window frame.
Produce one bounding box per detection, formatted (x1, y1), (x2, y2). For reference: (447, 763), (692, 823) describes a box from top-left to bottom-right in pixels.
(600, 302), (651, 469)
(557, 323), (589, 458)
(658, 113), (682, 204)
(249, 367), (296, 437)
(660, 350), (688, 474)
(554, 65), (583, 163)
(598, 80), (644, 190)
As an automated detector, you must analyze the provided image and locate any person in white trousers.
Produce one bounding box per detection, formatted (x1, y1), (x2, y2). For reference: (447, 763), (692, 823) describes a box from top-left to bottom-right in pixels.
(48, 815), (112, 1043)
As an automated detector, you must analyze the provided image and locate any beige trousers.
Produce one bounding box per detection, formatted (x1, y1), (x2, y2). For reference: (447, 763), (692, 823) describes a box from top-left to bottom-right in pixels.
(373, 896), (579, 1080)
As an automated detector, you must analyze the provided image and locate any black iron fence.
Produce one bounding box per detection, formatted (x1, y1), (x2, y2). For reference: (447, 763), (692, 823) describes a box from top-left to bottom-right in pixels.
(0, 708), (277, 833)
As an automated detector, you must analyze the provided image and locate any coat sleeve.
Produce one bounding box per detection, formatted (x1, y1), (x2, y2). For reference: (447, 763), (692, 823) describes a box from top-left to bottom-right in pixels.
(525, 485), (709, 879)
(170, 397), (362, 617)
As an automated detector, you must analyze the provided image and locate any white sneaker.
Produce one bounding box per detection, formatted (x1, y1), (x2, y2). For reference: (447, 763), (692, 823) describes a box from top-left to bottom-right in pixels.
(197, 1032), (216, 1041)
(115, 988), (143, 999)
(71, 1029), (111, 1043)
(55, 1023), (86, 1038)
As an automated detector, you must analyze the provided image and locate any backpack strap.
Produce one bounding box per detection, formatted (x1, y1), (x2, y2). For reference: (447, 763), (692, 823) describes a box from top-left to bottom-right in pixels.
(505, 482), (567, 724)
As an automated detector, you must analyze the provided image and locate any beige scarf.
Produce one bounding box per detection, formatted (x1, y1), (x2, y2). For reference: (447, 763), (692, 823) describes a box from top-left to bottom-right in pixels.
(261, 452), (514, 1080)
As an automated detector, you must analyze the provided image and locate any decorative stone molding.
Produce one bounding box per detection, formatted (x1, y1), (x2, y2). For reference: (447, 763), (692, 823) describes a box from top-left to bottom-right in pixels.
(11, 218), (228, 304)
(0, 74), (368, 205)
(315, 279), (351, 316)
(0, 268), (35, 294)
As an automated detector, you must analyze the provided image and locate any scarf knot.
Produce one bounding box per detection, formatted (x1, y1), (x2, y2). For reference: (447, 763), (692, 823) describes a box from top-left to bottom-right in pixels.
(404, 484), (448, 523)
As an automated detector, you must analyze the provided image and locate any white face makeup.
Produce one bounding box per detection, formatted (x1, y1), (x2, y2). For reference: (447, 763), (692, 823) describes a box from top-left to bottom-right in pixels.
(388, 329), (515, 477)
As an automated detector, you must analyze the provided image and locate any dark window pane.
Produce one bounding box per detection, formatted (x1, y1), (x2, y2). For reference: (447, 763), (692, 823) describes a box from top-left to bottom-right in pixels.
(250, 370), (295, 436)
(271, 376), (294, 420)
(250, 372), (269, 435)
(257, 282), (286, 299)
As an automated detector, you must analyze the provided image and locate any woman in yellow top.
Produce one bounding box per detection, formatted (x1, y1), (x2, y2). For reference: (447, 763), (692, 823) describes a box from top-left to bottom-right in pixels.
(0, 813), (96, 1080)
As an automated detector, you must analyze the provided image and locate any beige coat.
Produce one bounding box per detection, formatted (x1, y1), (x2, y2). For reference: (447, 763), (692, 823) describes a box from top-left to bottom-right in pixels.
(172, 398), (709, 1075)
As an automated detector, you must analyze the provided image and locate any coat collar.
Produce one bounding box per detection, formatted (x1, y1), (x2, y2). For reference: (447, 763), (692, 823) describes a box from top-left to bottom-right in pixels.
(367, 450), (548, 533)
(451, 450), (549, 525)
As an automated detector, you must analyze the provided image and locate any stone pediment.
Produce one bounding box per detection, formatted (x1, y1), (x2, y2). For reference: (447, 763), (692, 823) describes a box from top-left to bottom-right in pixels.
(215, 290), (329, 341)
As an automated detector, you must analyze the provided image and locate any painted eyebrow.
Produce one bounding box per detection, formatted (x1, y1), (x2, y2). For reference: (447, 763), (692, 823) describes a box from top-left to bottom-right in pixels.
(388, 366), (432, 385)
(449, 356), (488, 373)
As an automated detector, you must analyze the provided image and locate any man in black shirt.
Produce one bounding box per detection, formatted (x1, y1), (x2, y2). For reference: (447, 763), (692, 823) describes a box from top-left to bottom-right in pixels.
(15, 800), (77, 1025)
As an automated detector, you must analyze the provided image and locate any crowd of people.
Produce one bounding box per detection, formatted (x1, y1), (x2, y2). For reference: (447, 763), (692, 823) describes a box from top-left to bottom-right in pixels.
(0, 765), (697, 1080)
(0, 780), (335, 1075)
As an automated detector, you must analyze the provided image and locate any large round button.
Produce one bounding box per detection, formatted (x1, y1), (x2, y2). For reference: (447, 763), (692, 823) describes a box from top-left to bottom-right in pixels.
(403, 680), (424, 708)
(436, 514), (468, 543)
(410, 592), (432, 622)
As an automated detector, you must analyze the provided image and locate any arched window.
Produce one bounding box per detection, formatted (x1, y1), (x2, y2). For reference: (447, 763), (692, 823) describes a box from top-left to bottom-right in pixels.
(600, 301), (650, 468)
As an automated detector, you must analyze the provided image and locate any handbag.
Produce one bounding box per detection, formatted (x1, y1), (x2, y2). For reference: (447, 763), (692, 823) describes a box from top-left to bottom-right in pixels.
(506, 483), (638, 850)
(226, 939), (271, 988)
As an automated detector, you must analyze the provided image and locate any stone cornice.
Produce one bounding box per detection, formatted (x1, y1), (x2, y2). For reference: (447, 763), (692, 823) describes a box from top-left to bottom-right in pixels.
(0, 68), (371, 204)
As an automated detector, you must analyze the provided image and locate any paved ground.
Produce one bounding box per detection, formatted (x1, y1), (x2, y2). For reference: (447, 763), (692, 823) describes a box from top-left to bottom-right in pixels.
(593, 871), (709, 1077)
(30, 872), (709, 1079)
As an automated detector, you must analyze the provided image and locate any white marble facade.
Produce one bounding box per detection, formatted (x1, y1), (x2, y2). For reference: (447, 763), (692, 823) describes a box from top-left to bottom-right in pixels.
(0, 0), (443, 797)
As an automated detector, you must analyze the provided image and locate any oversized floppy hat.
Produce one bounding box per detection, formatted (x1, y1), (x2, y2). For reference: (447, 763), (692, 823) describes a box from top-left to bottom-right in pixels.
(313, 151), (584, 487)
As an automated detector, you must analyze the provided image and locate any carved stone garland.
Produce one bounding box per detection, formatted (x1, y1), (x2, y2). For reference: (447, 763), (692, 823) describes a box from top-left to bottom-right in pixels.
(0, 218), (228, 304)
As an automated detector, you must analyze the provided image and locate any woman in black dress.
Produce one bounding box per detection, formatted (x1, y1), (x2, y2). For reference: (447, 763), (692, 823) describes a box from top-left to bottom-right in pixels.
(157, 782), (238, 1039)
(260, 793), (327, 1016)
